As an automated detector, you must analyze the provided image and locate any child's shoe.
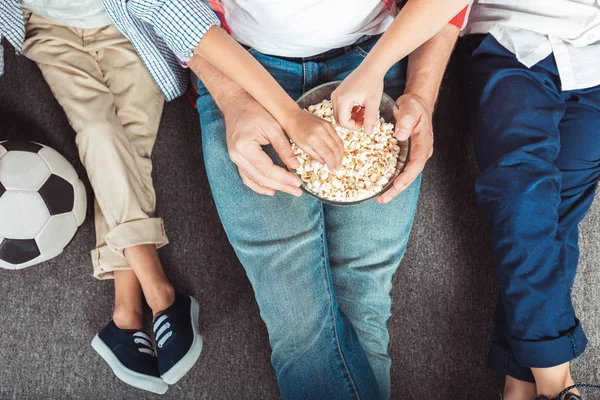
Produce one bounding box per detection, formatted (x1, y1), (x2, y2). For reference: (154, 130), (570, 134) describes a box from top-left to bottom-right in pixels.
(92, 321), (168, 394)
(536, 384), (600, 400)
(153, 294), (203, 385)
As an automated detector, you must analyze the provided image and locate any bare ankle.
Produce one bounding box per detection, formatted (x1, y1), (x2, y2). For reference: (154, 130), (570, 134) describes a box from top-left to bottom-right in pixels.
(504, 375), (537, 400)
(146, 282), (175, 317)
(532, 363), (578, 398)
(113, 306), (144, 330)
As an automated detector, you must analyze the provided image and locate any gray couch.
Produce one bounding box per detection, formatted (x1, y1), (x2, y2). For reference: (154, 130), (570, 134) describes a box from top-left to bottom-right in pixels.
(1, 40), (599, 399)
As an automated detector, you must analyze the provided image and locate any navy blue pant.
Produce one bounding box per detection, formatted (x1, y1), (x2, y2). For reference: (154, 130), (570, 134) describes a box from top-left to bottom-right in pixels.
(464, 34), (600, 382)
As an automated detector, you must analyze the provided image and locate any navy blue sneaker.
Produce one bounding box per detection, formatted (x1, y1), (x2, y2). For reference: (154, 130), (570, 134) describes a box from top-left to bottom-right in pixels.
(536, 384), (600, 400)
(92, 321), (168, 394)
(153, 294), (202, 385)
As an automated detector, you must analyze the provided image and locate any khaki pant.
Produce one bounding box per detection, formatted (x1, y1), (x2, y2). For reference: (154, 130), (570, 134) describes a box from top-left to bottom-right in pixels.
(22, 13), (168, 279)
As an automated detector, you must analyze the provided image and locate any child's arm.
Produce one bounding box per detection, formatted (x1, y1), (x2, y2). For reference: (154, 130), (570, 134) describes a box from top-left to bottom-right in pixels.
(126, 0), (343, 170)
(332, 0), (470, 134)
(193, 27), (344, 170)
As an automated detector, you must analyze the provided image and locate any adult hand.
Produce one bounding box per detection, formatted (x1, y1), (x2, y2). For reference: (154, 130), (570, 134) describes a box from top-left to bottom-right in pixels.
(331, 65), (385, 135)
(223, 91), (303, 197)
(282, 109), (344, 171)
(377, 93), (434, 204)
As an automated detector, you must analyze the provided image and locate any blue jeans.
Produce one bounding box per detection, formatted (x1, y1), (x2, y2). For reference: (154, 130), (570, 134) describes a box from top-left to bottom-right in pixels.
(464, 34), (600, 382)
(194, 36), (420, 399)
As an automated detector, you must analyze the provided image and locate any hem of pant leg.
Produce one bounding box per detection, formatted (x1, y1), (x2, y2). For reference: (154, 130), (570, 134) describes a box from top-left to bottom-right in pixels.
(510, 319), (588, 368)
(489, 343), (535, 383)
(104, 217), (169, 258)
(91, 247), (131, 280)
(318, 204), (361, 400)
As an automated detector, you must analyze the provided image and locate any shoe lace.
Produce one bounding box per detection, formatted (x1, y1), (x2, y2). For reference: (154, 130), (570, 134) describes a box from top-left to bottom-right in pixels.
(153, 314), (173, 349)
(132, 332), (155, 357)
(535, 384), (600, 400)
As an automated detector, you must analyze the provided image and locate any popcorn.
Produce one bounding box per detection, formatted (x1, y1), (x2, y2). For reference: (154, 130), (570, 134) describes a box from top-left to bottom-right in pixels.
(292, 99), (400, 203)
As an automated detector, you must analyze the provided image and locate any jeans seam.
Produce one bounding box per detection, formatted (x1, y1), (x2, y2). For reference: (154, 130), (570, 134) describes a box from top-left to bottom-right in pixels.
(302, 62), (307, 94)
(323, 62), (331, 83)
(319, 205), (360, 400)
(352, 47), (369, 59)
(569, 333), (579, 357)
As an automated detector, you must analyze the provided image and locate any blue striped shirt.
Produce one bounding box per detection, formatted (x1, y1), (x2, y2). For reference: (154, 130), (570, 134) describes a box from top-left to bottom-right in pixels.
(0, 0), (220, 101)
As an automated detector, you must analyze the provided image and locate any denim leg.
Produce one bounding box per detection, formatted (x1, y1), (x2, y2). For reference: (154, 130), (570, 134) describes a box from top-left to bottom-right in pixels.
(320, 48), (412, 398)
(487, 84), (600, 384)
(323, 177), (420, 399)
(195, 54), (380, 399)
(465, 34), (592, 379)
(555, 88), (600, 290)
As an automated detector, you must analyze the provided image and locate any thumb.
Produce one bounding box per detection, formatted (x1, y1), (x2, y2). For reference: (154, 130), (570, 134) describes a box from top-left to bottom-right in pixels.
(269, 127), (300, 169)
(395, 110), (418, 141)
(363, 96), (380, 135)
(335, 97), (360, 131)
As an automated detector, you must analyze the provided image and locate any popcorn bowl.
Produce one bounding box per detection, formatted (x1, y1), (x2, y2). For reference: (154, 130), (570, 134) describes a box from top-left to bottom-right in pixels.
(291, 81), (410, 206)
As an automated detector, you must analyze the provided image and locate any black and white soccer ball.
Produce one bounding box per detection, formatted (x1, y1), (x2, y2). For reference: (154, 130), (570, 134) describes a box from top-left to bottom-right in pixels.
(0, 141), (86, 269)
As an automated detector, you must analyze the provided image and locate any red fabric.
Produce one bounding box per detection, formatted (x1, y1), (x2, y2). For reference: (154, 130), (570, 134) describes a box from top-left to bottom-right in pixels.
(382, 0), (396, 10)
(450, 6), (469, 29)
(207, 0), (231, 33)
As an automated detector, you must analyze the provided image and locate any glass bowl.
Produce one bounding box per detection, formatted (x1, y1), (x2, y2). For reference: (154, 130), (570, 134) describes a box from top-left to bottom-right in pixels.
(292, 81), (410, 206)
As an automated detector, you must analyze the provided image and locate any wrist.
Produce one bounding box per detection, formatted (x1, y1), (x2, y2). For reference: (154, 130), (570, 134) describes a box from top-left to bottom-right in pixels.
(217, 87), (253, 115)
(275, 102), (304, 132)
(399, 91), (435, 115)
(357, 58), (388, 80)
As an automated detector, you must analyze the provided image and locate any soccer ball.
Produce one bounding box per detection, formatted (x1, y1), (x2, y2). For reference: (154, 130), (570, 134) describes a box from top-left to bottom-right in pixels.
(0, 141), (86, 269)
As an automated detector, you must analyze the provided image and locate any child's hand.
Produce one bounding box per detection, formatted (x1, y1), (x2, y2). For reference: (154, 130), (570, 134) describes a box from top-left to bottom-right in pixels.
(282, 109), (344, 171)
(331, 66), (385, 135)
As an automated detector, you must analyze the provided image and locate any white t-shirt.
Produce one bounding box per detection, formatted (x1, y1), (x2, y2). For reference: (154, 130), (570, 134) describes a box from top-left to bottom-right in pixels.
(464, 0), (600, 91)
(220, 0), (394, 57)
(20, 0), (113, 29)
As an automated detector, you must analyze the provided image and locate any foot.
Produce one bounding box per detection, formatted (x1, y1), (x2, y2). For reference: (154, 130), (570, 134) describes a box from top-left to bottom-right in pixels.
(536, 385), (585, 400)
(536, 393), (581, 400)
(92, 321), (168, 394)
(148, 282), (176, 317)
(533, 363), (578, 399)
(113, 308), (144, 331)
(153, 294), (203, 385)
(537, 384), (600, 400)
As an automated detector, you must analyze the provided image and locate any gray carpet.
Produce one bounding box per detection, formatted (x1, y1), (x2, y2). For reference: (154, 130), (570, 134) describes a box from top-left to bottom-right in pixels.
(0, 40), (599, 399)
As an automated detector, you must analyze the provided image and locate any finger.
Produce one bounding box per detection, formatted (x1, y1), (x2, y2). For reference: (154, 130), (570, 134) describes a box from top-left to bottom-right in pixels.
(394, 109), (419, 141)
(233, 144), (302, 196)
(239, 169), (275, 196)
(395, 147), (429, 189)
(376, 175), (404, 205)
(335, 97), (361, 131)
(363, 96), (380, 135)
(320, 125), (344, 167)
(311, 139), (339, 171)
(377, 139), (430, 204)
(298, 142), (327, 166)
(252, 158), (303, 189)
(244, 148), (303, 196)
(376, 160), (423, 204)
(268, 127), (301, 169)
(238, 142), (301, 187)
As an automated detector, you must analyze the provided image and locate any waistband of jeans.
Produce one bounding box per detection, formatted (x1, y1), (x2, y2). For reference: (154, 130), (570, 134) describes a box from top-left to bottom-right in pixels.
(243, 34), (382, 63)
